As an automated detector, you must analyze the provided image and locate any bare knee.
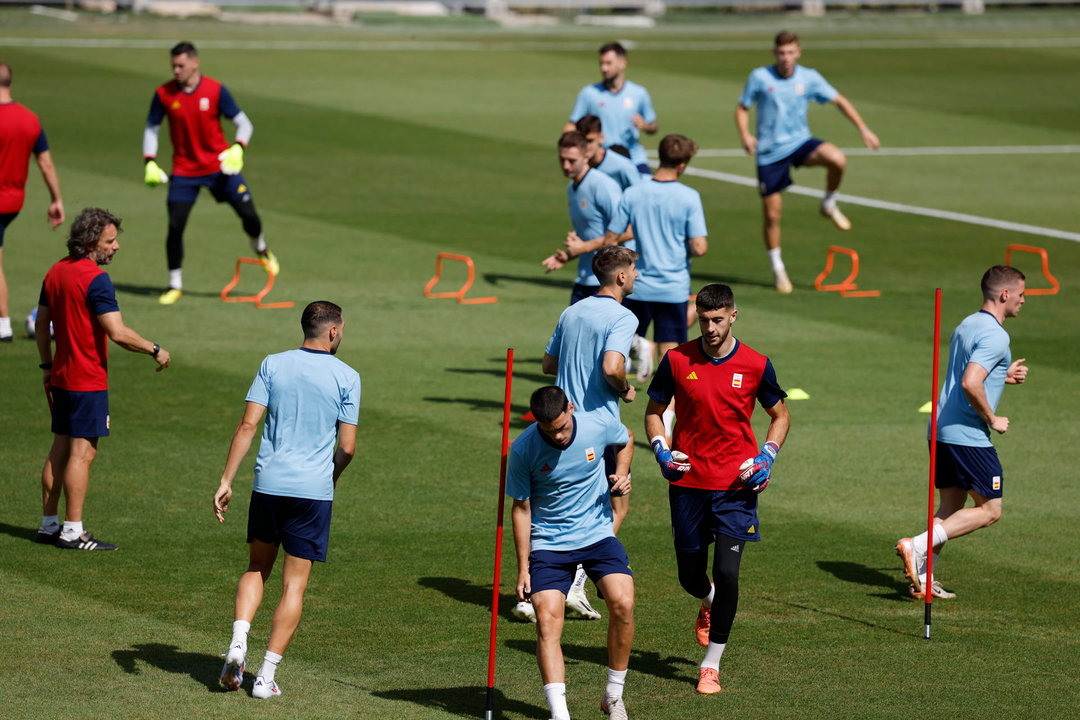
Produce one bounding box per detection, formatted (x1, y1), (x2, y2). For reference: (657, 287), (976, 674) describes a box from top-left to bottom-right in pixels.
(764, 206), (782, 226)
(982, 505), (1002, 526)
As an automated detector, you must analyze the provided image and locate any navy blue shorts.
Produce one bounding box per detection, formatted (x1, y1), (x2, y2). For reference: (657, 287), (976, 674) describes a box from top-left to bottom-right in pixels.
(623, 298), (688, 344)
(0, 211), (19, 247)
(247, 490), (333, 562)
(167, 171), (253, 205)
(757, 138), (824, 196)
(934, 441), (1004, 499)
(529, 536), (632, 596)
(636, 162), (651, 175)
(669, 484), (761, 552)
(570, 283), (600, 305)
(50, 387), (109, 438)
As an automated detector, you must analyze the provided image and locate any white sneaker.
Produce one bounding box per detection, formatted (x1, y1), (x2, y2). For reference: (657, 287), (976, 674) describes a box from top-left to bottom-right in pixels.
(632, 335), (654, 382)
(820, 203), (852, 231)
(911, 576), (956, 599)
(601, 694), (629, 720)
(566, 587), (602, 620)
(219, 642), (245, 691)
(895, 538), (926, 594)
(773, 268), (793, 294)
(512, 600), (537, 623)
(252, 676), (281, 699)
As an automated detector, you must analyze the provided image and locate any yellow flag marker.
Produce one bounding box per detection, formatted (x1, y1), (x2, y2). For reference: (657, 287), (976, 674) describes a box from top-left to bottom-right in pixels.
(787, 388), (810, 400)
(918, 401), (933, 413)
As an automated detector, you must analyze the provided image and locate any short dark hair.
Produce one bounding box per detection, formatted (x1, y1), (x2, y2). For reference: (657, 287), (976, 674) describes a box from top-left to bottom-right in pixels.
(301, 301), (343, 339)
(695, 283), (736, 312)
(599, 42), (627, 58)
(981, 265), (1025, 301)
(592, 246), (637, 286)
(775, 30), (799, 47)
(171, 41), (198, 58)
(558, 131), (587, 154)
(67, 208), (122, 259)
(575, 114), (602, 136)
(658, 134), (698, 168)
(0, 63), (11, 88)
(530, 386), (569, 423)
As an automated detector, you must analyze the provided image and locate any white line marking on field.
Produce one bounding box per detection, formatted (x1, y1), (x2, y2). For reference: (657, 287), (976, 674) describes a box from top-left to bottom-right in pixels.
(4, 36), (1080, 52)
(683, 166), (1080, 244)
(691, 145), (1080, 158)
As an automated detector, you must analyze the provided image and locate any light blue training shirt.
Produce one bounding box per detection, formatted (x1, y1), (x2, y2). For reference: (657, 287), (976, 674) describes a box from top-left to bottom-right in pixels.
(246, 348), (362, 500)
(607, 179), (707, 303)
(545, 294), (638, 423)
(570, 80), (656, 169)
(934, 310), (1012, 448)
(738, 64), (838, 166)
(567, 168), (623, 287)
(507, 412), (630, 551)
(596, 148), (645, 191)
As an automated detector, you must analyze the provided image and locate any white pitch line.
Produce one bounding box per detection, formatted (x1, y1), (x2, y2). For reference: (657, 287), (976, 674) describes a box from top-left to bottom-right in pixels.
(691, 145), (1080, 158)
(684, 166), (1080, 244)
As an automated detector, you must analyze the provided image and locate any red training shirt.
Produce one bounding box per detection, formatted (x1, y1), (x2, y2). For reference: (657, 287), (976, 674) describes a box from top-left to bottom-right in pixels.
(0, 102), (49, 214)
(147, 76), (242, 177)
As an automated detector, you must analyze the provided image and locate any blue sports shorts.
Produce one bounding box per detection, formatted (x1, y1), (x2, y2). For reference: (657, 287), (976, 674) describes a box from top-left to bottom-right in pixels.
(623, 298), (688, 344)
(569, 282), (600, 305)
(934, 441), (1004, 500)
(50, 387), (109, 438)
(669, 484), (761, 552)
(0, 211), (19, 247)
(756, 138), (824, 196)
(636, 162), (651, 175)
(529, 536), (632, 596)
(247, 490), (333, 562)
(167, 171), (253, 205)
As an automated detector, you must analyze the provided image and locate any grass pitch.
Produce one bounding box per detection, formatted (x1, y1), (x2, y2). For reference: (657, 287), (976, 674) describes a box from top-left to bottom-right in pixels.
(1, 10), (1079, 719)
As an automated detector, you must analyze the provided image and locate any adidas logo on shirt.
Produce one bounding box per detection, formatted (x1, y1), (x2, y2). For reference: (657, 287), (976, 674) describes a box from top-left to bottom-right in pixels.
(686, 371), (699, 380)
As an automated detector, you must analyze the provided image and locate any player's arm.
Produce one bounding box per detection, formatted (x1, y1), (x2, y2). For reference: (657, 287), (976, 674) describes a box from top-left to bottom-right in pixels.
(562, 120), (578, 133)
(688, 236), (707, 257)
(564, 233), (607, 258)
(1006, 357), (1028, 385)
(831, 93), (880, 150)
(33, 149), (64, 229)
(602, 350), (634, 403)
(541, 353), (559, 376)
(142, 93), (170, 187)
(36, 303), (53, 385)
(511, 498), (532, 600)
(600, 227), (634, 247)
(735, 103), (757, 156)
(632, 116), (658, 134)
(762, 399), (790, 449)
(608, 430), (634, 495)
(644, 398), (667, 445)
(97, 311), (170, 371)
(333, 421), (357, 486)
(960, 362), (1009, 433)
(214, 401), (267, 522)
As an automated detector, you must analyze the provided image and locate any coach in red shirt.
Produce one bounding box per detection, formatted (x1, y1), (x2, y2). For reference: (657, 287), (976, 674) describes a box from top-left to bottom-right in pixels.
(645, 283), (790, 695)
(0, 62), (64, 341)
(35, 208), (171, 551)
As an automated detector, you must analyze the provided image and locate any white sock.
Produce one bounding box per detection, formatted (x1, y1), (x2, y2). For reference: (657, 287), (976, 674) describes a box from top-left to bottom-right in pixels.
(231, 620), (250, 651)
(912, 524), (949, 557)
(701, 641), (726, 671)
(259, 651), (282, 683)
(543, 682), (570, 720)
(768, 247), (785, 272)
(570, 565), (588, 594)
(251, 233), (267, 254)
(605, 668), (627, 701)
(168, 269), (182, 290)
(41, 515), (60, 532)
(0, 317), (11, 336)
(822, 191), (838, 210)
(701, 583), (715, 609)
(61, 520), (84, 539)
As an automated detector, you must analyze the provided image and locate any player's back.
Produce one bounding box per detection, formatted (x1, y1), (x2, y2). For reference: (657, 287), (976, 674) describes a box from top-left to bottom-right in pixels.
(596, 146), (645, 191)
(0, 102), (42, 210)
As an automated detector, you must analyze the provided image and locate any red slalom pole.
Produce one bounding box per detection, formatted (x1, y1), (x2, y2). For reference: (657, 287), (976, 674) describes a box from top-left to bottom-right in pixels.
(925, 289), (942, 640)
(486, 348), (514, 720)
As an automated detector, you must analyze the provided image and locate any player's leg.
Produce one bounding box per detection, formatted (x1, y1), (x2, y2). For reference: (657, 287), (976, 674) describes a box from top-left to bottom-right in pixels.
(589, 537), (634, 718)
(222, 537), (278, 690)
(162, 200), (194, 304)
(803, 142), (851, 230)
(36, 433), (67, 543)
(251, 550), (310, 699)
(670, 485), (713, 647)
(219, 174), (277, 276)
(760, 193), (793, 294)
(697, 538), (744, 694)
(611, 494), (629, 534)
(0, 246), (8, 340)
(533, 589), (571, 720)
(622, 298), (654, 382)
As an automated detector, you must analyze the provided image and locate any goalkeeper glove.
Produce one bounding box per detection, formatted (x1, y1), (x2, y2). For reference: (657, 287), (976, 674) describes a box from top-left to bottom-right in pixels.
(144, 159), (168, 187)
(652, 436), (690, 482)
(737, 441), (779, 493)
(218, 143), (244, 175)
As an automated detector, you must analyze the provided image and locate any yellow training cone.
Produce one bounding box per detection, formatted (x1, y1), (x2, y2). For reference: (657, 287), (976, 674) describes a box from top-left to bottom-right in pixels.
(918, 401), (933, 413)
(787, 388), (810, 400)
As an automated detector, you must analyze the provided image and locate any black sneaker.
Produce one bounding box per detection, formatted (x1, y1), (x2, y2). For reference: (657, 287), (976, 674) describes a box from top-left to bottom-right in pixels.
(34, 528), (61, 544)
(0, 335), (12, 343)
(56, 531), (117, 551)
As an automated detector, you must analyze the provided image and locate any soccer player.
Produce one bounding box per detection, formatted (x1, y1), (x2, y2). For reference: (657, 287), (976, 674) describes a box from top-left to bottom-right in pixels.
(509, 386), (635, 720)
(735, 30), (880, 294)
(541, 132), (626, 306)
(565, 42), (658, 175)
(535, 246), (638, 623)
(213, 301), (360, 699)
(0, 62), (64, 341)
(143, 41), (277, 305)
(644, 283), (790, 695)
(897, 266), (1028, 599)
(35, 208), (172, 550)
(575, 115), (645, 192)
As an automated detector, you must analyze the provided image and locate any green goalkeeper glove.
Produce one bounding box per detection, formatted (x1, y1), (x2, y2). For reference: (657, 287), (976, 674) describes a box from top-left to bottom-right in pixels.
(218, 143), (244, 175)
(144, 159), (168, 187)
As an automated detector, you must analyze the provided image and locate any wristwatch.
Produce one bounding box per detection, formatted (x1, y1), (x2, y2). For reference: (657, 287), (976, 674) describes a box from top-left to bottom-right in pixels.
(152, 343), (161, 358)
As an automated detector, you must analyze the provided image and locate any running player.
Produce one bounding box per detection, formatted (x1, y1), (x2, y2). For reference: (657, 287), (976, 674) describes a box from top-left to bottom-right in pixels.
(143, 41), (277, 305)
(735, 30), (880, 293)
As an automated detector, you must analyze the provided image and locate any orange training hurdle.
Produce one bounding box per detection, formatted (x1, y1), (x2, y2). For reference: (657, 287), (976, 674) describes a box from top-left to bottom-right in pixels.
(814, 245), (880, 298)
(1005, 244), (1059, 296)
(221, 257), (294, 310)
(423, 253), (497, 305)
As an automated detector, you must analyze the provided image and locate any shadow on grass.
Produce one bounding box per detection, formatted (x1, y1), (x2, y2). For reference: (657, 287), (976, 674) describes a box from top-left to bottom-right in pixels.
(760, 594), (915, 638)
(482, 273), (575, 292)
(0, 522), (40, 543)
(418, 576), (525, 622)
(112, 643), (226, 693)
(446, 367), (550, 385)
(372, 685), (548, 719)
(690, 272), (783, 291)
(817, 560), (911, 599)
(505, 639), (694, 683)
(422, 397), (532, 427)
(113, 283), (219, 299)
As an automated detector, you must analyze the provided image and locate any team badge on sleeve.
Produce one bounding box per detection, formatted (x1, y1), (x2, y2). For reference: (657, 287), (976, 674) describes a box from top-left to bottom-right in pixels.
(585, 447), (596, 462)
